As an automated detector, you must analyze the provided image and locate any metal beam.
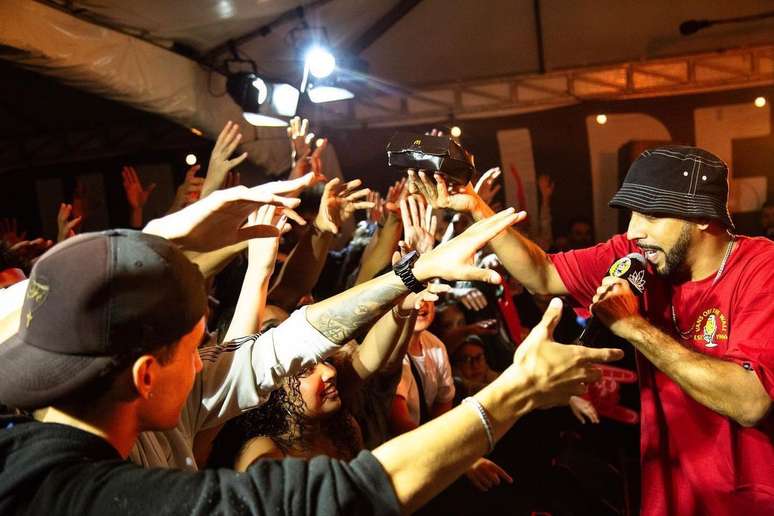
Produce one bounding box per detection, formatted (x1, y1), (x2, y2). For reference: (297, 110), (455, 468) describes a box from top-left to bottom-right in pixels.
(347, 0), (424, 55)
(305, 44), (774, 128)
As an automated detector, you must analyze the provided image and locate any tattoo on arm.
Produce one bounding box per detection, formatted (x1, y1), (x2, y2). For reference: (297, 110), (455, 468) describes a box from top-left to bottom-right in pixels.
(307, 273), (407, 344)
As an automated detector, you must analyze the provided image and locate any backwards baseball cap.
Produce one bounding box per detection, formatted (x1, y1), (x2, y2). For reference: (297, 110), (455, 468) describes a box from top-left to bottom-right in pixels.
(0, 230), (206, 410)
(609, 145), (735, 230)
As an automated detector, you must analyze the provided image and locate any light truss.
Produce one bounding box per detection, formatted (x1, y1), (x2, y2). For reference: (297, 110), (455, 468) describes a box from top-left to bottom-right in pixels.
(306, 44), (774, 128)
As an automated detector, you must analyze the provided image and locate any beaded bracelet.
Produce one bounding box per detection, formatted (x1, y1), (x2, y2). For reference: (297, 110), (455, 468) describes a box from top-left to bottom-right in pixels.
(462, 396), (495, 453)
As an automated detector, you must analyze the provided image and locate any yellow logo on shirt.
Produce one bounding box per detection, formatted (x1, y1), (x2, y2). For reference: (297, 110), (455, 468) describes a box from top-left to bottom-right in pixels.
(692, 308), (728, 349)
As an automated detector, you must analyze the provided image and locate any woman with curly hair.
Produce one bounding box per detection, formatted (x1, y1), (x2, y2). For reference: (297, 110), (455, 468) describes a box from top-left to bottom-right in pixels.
(208, 283), (446, 470)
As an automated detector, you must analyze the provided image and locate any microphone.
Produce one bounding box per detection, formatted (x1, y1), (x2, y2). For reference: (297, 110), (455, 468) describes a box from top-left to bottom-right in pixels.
(578, 253), (646, 346)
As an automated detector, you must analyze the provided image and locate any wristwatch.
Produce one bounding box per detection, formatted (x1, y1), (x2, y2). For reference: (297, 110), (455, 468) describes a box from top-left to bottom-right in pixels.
(393, 250), (425, 293)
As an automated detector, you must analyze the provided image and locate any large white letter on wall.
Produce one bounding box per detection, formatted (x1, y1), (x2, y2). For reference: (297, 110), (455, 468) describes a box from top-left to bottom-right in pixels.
(586, 114), (671, 240)
(694, 103), (770, 212)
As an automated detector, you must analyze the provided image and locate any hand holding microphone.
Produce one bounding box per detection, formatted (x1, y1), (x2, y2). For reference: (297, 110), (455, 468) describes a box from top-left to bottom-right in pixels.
(579, 253), (647, 345)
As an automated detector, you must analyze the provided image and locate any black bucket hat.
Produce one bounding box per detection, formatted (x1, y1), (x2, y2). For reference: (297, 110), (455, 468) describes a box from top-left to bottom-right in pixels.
(0, 230), (207, 410)
(609, 145), (735, 230)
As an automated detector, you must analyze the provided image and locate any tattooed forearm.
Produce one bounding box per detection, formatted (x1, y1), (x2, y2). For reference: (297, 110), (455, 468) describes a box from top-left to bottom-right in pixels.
(306, 272), (408, 344)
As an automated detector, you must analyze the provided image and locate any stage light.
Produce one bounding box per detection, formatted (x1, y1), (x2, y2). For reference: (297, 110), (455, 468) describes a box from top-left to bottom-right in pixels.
(226, 72), (299, 126)
(596, 114), (608, 125)
(755, 96), (766, 108)
(450, 126), (462, 138)
(185, 153), (197, 166)
(305, 46), (336, 79)
(307, 84), (354, 103)
(272, 83), (301, 116)
(190, 127), (203, 137)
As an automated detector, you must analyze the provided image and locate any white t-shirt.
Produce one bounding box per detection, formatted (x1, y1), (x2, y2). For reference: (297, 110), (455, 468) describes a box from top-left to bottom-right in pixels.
(396, 330), (455, 426)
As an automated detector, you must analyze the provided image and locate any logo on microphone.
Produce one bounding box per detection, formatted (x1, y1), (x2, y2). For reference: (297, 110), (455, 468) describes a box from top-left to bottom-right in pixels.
(609, 257), (631, 278)
(627, 269), (646, 294)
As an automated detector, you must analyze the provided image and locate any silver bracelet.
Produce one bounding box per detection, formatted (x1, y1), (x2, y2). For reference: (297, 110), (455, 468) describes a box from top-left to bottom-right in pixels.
(462, 397), (495, 453)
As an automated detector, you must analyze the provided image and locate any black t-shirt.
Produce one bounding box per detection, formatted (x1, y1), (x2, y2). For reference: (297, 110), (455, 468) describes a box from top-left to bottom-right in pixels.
(0, 415), (399, 516)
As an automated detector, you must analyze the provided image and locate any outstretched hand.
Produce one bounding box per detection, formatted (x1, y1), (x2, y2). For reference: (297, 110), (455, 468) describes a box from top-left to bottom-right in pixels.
(400, 195), (436, 255)
(202, 121), (249, 198)
(412, 207), (525, 284)
(144, 182), (306, 252)
(508, 298), (624, 409)
(169, 165), (205, 214)
(122, 166), (156, 209)
(408, 169), (482, 214)
(57, 203), (82, 243)
(465, 458), (513, 492)
(314, 178), (373, 234)
(474, 167), (502, 206)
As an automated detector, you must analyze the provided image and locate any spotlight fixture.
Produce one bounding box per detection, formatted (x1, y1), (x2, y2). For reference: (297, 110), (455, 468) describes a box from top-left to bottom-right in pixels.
(307, 83), (354, 103)
(755, 96), (767, 108)
(305, 46), (336, 79)
(450, 126), (462, 138)
(226, 72), (300, 127)
(185, 153), (197, 166)
(596, 114), (608, 125)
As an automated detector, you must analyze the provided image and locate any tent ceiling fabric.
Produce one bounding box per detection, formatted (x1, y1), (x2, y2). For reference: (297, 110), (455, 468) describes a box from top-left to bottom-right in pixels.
(44, 0), (774, 87)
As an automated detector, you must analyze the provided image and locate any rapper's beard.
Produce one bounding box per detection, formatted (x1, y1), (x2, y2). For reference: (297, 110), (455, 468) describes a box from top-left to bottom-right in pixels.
(659, 224), (692, 278)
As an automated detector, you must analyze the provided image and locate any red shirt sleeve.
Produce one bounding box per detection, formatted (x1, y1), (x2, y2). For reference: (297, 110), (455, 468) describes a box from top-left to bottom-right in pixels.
(722, 251), (774, 400)
(548, 234), (634, 317)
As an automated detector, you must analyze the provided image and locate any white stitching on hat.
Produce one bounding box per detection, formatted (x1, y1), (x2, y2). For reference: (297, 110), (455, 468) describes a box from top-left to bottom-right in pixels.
(687, 157), (698, 197)
(613, 183), (726, 208)
(692, 160), (702, 197)
(649, 149), (726, 167)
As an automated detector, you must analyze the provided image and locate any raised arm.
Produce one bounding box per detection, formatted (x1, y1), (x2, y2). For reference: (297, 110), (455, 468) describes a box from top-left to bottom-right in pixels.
(222, 206), (288, 342)
(269, 178), (372, 311)
(306, 208), (524, 345)
(373, 297), (623, 513)
(592, 276), (772, 428)
(409, 169), (568, 296)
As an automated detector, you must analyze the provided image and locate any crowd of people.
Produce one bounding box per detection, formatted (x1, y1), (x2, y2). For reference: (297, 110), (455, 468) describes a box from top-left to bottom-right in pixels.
(0, 116), (772, 516)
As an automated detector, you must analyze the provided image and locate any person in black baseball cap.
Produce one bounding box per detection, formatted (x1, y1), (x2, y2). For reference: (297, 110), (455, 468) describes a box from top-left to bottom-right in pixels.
(409, 145), (774, 515)
(0, 230), (207, 413)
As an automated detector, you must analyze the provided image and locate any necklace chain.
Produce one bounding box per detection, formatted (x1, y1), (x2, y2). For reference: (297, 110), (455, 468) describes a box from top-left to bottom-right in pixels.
(670, 237), (735, 338)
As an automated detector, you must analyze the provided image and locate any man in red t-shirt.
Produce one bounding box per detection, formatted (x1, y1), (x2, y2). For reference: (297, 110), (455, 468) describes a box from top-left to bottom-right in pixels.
(409, 146), (774, 515)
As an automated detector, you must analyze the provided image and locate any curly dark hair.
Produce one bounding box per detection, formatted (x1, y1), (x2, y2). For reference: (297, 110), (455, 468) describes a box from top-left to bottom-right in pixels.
(208, 358), (361, 468)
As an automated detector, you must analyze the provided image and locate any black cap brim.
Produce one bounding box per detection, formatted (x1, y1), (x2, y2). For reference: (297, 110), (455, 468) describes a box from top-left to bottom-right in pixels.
(609, 182), (735, 231)
(0, 332), (115, 410)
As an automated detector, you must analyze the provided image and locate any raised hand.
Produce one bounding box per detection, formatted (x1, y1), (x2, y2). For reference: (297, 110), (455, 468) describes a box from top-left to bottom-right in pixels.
(474, 167), (502, 206)
(246, 204), (289, 273)
(384, 177), (408, 214)
(367, 191), (384, 225)
(314, 178), (374, 235)
(144, 181), (308, 252)
(57, 203), (82, 242)
(400, 195), (437, 255)
(121, 166), (157, 209)
(537, 174), (555, 200)
(569, 395), (600, 424)
(408, 169), (482, 214)
(202, 121), (249, 198)
(287, 116), (313, 165)
(168, 165), (204, 214)
(465, 458), (513, 492)
(509, 297), (625, 409)
(288, 116), (329, 180)
(412, 208), (526, 285)
(9, 238), (53, 263)
(0, 218), (26, 245)
(451, 286), (489, 311)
